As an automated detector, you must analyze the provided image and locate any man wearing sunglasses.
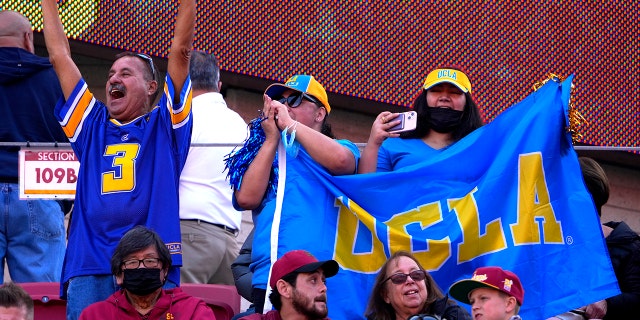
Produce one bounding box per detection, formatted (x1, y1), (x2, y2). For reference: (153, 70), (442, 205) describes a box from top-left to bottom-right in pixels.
(231, 75), (360, 314)
(40, 0), (195, 318)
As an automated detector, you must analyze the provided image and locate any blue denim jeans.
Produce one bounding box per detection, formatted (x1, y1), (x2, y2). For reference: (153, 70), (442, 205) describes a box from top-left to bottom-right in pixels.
(66, 275), (118, 320)
(0, 183), (66, 282)
(65, 274), (179, 320)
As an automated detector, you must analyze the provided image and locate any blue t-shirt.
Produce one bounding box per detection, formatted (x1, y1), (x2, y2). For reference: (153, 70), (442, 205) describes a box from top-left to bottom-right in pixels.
(55, 75), (192, 295)
(249, 139), (360, 290)
(377, 137), (443, 172)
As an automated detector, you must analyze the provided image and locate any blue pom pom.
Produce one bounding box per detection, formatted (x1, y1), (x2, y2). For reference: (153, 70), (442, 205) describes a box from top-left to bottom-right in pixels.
(224, 116), (279, 195)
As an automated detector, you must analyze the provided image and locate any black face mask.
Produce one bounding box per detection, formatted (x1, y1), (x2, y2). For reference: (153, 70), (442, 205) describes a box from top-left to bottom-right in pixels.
(428, 107), (464, 133)
(121, 268), (164, 296)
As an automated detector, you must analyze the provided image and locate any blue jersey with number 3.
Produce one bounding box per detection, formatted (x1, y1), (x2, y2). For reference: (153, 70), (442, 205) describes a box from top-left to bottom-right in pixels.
(55, 75), (192, 294)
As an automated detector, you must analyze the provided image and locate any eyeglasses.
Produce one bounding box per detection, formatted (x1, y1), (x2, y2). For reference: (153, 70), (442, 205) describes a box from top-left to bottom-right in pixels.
(122, 258), (161, 269)
(383, 270), (427, 285)
(277, 92), (322, 108)
(135, 53), (156, 79)
(408, 314), (442, 320)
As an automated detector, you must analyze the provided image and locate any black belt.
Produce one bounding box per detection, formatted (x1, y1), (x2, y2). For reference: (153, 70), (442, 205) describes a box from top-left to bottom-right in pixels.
(182, 219), (238, 235)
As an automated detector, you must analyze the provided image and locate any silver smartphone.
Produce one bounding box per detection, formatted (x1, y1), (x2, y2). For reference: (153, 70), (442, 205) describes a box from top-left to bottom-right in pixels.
(387, 111), (417, 133)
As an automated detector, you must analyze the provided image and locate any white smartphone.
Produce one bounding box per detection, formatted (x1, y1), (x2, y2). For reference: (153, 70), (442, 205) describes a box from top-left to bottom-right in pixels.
(387, 111), (417, 133)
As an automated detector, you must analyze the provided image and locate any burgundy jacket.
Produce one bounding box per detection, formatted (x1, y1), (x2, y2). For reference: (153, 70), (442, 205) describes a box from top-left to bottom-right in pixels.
(239, 310), (330, 320)
(79, 288), (215, 319)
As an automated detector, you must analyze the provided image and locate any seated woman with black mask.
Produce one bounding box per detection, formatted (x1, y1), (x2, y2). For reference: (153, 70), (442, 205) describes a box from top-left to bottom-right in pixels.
(79, 226), (215, 319)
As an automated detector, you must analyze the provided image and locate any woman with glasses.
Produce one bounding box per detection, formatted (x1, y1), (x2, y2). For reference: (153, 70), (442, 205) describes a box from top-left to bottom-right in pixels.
(227, 74), (359, 314)
(79, 226), (215, 319)
(365, 251), (471, 320)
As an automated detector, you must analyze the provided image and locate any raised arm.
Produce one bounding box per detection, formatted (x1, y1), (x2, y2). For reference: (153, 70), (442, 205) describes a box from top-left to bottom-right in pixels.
(41, 0), (82, 100)
(287, 122), (356, 175)
(358, 111), (400, 173)
(233, 98), (281, 210)
(268, 97), (357, 175)
(166, 0), (195, 91)
(233, 138), (278, 209)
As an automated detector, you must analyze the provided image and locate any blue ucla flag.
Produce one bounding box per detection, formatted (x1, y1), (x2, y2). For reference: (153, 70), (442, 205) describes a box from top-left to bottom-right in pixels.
(260, 75), (619, 319)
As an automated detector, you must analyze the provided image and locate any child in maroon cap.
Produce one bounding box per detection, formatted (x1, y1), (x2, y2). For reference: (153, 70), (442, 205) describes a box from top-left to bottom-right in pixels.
(449, 266), (524, 320)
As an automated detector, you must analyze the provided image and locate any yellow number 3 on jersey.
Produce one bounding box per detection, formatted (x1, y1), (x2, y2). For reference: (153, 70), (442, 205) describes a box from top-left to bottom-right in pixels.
(102, 143), (140, 194)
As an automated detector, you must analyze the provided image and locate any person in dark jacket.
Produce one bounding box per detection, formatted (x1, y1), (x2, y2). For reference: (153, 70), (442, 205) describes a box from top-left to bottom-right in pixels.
(231, 228), (256, 319)
(79, 226), (215, 319)
(232, 228), (255, 302)
(365, 251), (471, 320)
(0, 10), (68, 283)
(577, 157), (640, 319)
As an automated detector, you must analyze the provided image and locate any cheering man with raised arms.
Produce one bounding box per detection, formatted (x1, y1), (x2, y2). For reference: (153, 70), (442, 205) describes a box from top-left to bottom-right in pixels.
(41, 0), (196, 318)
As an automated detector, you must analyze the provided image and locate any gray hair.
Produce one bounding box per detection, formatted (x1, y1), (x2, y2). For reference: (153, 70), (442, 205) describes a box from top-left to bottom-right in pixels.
(189, 50), (220, 92)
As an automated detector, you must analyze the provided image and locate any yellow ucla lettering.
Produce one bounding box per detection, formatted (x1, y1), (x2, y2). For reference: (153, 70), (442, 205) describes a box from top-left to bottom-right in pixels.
(333, 154), (565, 271)
(334, 197), (386, 273)
(385, 201), (451, 270)
(451, 187), (507, 263)
(511, 153), (564, 244)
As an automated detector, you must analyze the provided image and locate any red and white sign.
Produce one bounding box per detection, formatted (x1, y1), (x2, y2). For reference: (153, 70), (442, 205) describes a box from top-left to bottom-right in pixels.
(19, 147), (79, 199)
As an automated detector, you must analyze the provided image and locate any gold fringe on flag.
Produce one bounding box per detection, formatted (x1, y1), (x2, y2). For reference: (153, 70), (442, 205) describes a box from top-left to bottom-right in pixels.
(532, 73), (587, 144)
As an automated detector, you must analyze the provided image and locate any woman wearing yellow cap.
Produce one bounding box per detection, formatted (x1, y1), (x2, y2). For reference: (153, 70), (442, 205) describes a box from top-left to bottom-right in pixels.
(226, 74), (360, 315)
(359, 66), (483, 173)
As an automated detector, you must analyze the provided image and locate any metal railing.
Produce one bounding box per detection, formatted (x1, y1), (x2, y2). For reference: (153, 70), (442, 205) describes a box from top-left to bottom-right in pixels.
(1, 142), (639, 151)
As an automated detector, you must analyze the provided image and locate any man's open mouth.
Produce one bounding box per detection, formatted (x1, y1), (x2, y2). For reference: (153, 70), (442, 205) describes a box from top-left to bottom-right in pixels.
(109, 85), (126, 99)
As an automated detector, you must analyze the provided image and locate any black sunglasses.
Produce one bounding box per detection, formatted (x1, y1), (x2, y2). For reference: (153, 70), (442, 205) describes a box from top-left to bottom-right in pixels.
(408, 314), (442, 320)
(277, 92), (321, 108)
(383, 270), (427, 285)
(135, 53), (156, 79)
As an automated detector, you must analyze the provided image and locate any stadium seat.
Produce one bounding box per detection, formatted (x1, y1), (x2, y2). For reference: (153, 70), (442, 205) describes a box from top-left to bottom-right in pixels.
(180, 283), (241, 320)
(17, 282), (66, 320)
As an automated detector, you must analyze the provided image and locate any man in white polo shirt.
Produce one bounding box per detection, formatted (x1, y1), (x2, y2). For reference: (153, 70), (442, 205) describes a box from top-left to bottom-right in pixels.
(179, 50), (247, 285)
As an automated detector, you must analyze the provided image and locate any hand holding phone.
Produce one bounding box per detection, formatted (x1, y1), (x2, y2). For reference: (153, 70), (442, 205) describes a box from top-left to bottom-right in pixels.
(387, 111), (417, 133)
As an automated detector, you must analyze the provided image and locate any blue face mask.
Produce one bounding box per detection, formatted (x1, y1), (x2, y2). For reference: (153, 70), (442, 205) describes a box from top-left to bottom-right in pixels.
(121, 268), (164, 296)
(428, 107), (464, 133)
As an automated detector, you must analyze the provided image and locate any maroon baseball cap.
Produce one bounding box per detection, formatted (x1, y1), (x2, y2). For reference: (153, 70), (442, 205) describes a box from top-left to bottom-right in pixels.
(449, 266), (524, 305)
(269, 250), (339, 289)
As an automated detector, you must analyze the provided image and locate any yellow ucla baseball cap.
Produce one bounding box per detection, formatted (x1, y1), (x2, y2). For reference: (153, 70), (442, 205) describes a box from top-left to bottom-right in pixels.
(264, 75), (331, 113)
(422, 68), (472, 94)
